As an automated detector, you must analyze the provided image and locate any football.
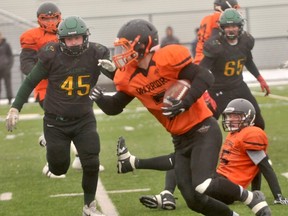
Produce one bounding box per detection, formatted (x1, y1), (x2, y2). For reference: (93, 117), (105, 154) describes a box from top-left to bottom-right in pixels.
(163, 79), (191, 107)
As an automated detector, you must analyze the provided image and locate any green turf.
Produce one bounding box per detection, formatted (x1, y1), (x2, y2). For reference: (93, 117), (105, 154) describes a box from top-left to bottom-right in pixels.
(0, 85), (288, 215)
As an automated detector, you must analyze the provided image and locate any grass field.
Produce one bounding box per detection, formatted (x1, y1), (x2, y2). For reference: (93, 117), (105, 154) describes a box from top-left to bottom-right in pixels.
(1, 85), (288, 216)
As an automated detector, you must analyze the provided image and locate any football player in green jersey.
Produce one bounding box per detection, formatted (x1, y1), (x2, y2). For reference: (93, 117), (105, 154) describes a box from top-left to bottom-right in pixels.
(200, 8), (270, 128)
(6, 16), (115, 215)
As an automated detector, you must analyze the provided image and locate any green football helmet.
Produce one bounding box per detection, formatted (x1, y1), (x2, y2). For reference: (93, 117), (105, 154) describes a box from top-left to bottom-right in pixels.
(219, 8), (244, 40)
(57, 16), (90, 56)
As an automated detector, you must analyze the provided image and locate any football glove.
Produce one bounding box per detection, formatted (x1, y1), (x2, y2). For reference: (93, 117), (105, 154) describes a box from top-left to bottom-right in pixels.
(257, 75), (270, 96)
(89, 85), (103, 102)
(161, 96), (187, 118)
(6, 107), (19, 132)
(98, 59), (116, 72)
(274, 194), (288, 205)
(202, 91), (217, 112)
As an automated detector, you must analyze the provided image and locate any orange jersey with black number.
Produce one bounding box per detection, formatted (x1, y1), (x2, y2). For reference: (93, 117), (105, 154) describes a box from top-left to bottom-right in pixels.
(217, 126), (268, 188)
(20, 27), (58, 101)
(114, 44), (212, 135)
(194, 11), (221, 65)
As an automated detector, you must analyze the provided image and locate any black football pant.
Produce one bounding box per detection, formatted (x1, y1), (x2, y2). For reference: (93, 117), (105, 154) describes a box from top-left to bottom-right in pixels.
(208, 81), (265, 129)
(172, 117), (234, 215)
(44, 111), (100, 198)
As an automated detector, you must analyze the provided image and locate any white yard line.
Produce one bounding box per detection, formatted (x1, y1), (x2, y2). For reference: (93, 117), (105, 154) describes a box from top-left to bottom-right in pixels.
(96, 178), (119, 216)
(49, 184), (151, 216)
(108, 188), (150, 194)
(0, 192), (12, 201)
(49, 193), (83, 198)
(281, 172), (288, 179)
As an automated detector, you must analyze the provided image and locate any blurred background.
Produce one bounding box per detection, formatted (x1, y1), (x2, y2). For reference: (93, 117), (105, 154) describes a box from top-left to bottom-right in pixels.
(1, 0), (288, 101)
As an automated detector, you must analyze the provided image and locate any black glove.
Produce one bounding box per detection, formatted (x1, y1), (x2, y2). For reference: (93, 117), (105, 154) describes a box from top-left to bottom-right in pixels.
(274, 194), (288, 205)
(89, 85), (103, 102)
(161, 96), (187, 118)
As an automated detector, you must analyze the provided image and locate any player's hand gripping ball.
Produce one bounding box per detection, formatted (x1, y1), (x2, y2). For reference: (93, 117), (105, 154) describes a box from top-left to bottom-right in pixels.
(162, 80), (191, 118)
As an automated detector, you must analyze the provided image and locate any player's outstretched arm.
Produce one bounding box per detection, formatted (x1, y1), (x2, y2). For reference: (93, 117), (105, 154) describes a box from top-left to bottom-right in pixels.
(258, 156), (288, 205)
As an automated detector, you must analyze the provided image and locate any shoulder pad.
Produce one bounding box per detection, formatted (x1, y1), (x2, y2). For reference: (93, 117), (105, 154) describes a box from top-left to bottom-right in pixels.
(156, 44), (192, 70)
(20, 28), (42, 50)
(89, 42), (110, 59)
(38, 42), (58, 60)
(203, 37), (222, 57)
(241, 127), (268, 151)
(240, 31), (255, 50)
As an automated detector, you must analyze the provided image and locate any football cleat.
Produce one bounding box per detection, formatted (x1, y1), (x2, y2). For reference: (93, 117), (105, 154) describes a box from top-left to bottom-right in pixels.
(99, 164), (105, 172)
(244, 191), (271, 216)
(42, 163), (66, 179)
(139, 190), (176, 210)
(117, 137), (136, 173)
(38, 134), (46, 147)
(72, 155), (82, 170)
(83, 200), (105, 216)
(273, 194), (288, 205)
(71, 142), (105, 172)
(71, 155), (105, 172)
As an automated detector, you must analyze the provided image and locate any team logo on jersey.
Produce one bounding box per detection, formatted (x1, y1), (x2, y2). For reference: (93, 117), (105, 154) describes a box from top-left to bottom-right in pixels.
(47, 45), (55, 52)
(197, 124), (210, 133)
(136, 77), (169, 95)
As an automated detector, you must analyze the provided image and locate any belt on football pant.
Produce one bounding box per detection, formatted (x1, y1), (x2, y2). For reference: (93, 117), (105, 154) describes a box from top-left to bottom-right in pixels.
(45, 113), (80, 122)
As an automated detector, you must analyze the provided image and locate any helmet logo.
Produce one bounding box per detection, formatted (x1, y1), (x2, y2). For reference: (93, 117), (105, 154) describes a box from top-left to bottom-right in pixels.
(68, 31), (77, 35)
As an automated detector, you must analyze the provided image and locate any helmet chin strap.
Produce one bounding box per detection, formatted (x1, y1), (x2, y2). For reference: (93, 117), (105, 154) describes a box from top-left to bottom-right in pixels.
(226, 36), (238, 45)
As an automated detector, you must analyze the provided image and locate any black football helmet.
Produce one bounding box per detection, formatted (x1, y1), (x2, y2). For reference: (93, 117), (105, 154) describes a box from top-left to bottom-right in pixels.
(113, 19), (159, 69)
(214, 0), (240, 11)
(222, 98), (256, 132)
(37, 2), (62, 33)
(57, 16), (90, 56)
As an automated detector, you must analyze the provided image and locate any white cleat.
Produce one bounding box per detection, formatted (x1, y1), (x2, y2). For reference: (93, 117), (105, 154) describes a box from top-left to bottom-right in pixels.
(83, 200), (105, 216)
(42, 164), (66, 179)
(38, 134), (46, 147)
(71, 155), (105, 172)
(72, 155), (82, 170)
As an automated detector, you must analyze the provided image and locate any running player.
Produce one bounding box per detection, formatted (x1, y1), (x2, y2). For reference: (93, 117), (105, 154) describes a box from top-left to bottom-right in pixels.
(7, 16), (115, 215)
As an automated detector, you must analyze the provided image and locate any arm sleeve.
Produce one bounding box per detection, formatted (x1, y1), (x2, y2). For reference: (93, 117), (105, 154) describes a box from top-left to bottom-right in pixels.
(258, 156), (283, 199)
(96, 91), (134, 115)
(178, 63), (214, 108)
(245, 57), (260, 79)
(20, 48), (38, 75)
(12, 61), (48, 111)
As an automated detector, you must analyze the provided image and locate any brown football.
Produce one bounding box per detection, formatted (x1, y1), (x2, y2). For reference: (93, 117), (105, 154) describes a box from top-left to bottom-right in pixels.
(163, 80), (191, 107)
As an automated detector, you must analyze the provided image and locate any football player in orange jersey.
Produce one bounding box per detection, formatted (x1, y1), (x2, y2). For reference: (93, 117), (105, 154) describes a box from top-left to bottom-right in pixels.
(216, 98), (287, 205)
(20, 2), (61, 104)
(114, 99), (287, 208)
(90, 19), (271, 216)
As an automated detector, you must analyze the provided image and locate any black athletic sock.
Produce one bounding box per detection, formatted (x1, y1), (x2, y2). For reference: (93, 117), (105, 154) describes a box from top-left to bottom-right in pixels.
(137, 153), (174, 170)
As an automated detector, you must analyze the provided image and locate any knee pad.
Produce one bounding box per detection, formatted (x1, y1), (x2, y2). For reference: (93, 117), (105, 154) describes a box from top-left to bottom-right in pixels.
(82, 155), (100, 173)
(49, 161), (69, 175)
(195, 178), (212, 194)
